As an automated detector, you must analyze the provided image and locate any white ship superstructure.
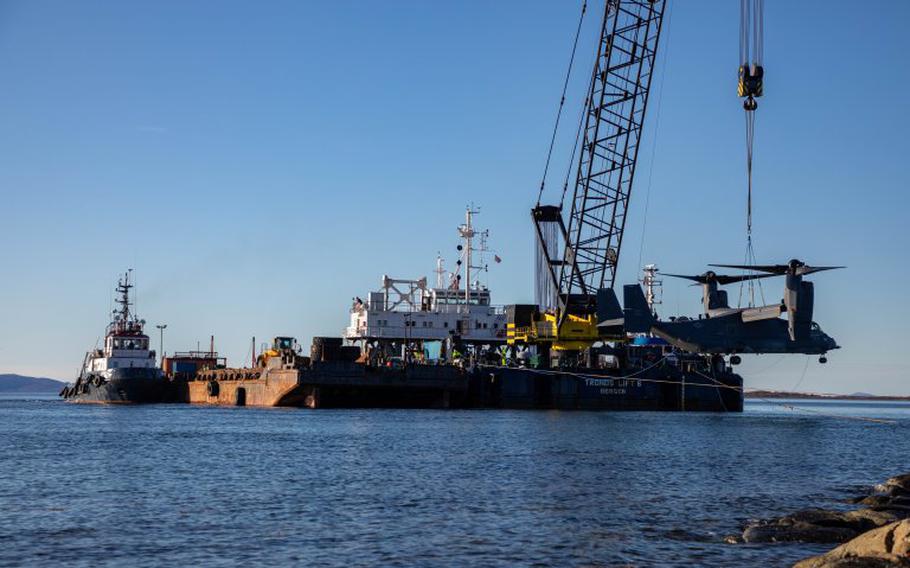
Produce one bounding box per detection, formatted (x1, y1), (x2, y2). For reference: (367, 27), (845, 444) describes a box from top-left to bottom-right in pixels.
(83, 270), (158, 376)
(345, 207), (507, 344)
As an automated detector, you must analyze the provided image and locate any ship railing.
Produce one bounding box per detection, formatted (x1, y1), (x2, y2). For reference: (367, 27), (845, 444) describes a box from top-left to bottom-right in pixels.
(370, 305), (507, 316)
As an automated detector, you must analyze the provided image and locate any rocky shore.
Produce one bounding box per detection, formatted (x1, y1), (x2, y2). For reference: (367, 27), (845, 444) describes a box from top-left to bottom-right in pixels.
(732, 473), (910, 566)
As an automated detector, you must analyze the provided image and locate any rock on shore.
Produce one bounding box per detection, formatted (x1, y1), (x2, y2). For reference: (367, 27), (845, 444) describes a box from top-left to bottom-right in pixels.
(793, 519), (910, 568)
(783, 473), (910, 567)
(742, 508), (900, 544)
(737, 473), (910, 549)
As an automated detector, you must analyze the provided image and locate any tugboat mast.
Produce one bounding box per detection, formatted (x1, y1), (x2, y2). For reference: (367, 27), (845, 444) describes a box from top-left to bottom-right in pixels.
(114, 269), (134, 322)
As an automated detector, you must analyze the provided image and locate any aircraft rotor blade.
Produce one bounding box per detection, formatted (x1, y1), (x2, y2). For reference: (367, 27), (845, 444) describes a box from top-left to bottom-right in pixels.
(708, 263), (788, 274)
(710, 262), (845, 277)
(665, 272), (778, 285)
(796, 265), (845, 276)
(713, 273), (778, 285)
(664, 273), (706, 283)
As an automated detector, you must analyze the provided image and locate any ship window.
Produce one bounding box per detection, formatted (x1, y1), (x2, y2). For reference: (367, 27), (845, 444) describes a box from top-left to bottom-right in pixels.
(444, 322), (448, 328)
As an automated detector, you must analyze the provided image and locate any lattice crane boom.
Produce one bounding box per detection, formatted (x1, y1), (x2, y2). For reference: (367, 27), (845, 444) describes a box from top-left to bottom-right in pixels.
(562, 0), (666, 295)
(534, 0), (666, 309)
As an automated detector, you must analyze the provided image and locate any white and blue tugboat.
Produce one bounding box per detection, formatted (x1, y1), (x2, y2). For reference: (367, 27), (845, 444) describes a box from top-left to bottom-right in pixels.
(60, 270), (167, 403)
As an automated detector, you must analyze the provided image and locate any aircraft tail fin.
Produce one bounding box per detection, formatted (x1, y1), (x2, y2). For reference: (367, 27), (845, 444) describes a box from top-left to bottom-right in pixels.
(623, 284), (655, 333)
(596, 288), (624, 327)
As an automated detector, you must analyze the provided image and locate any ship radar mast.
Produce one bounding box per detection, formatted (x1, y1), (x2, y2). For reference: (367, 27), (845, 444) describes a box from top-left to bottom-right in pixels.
(457, 205), (493, 305)
(434, 254), (446, 289)
(108, 269), (145, 335)
(114, 269), (134, 322)
(641, 264), (662, 316)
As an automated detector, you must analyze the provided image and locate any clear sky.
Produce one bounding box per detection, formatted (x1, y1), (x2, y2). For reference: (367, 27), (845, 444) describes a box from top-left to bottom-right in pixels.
(1, 1), (907, 394)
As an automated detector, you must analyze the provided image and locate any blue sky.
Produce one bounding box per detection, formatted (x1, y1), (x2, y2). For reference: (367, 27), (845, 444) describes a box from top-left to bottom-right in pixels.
(1, 1), (907, 394)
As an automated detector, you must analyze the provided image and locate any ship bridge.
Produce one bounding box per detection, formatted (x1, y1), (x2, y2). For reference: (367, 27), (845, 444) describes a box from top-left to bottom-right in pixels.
(345, 275), (507, 344)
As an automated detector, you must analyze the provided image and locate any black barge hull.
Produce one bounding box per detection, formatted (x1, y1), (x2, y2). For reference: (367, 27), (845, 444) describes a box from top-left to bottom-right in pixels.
(473, 366), (743, 412)
(174, 362), (743, 412)
(61, 369), (168, 404)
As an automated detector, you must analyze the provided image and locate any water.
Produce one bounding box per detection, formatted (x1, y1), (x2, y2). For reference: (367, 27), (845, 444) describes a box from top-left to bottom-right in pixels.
(1, 396), (908, 567)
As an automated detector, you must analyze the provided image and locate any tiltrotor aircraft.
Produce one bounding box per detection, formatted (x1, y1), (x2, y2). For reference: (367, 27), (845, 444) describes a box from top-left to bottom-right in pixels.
(620, 259), (841, 362)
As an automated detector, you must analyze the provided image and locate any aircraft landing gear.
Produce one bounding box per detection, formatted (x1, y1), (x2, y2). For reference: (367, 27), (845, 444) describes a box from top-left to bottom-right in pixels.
(729, 355), (742, 365)
(819, 355), (828, 364)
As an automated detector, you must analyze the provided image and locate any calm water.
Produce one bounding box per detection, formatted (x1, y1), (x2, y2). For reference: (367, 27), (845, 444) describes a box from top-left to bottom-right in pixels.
(1, 396), (909, 567)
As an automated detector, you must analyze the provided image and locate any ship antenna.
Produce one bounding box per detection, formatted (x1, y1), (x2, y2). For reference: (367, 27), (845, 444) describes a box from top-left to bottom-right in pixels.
(115, 269), (134, 324)
(435, 253), (445, 289)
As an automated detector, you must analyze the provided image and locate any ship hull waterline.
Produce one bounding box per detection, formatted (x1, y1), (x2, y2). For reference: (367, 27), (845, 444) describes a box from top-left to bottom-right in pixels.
(61, 368), (169, 404)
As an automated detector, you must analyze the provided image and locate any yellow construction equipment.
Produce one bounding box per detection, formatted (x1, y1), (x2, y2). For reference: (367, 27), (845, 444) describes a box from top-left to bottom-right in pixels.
(507, 310), (599, 352)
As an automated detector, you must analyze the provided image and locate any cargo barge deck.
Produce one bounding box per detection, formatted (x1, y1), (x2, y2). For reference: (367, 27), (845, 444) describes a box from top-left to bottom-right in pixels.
(164, 337), (741, 411)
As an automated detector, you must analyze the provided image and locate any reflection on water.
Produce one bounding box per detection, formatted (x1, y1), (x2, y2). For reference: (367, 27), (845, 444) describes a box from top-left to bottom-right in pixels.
(0, 396), (907, 566)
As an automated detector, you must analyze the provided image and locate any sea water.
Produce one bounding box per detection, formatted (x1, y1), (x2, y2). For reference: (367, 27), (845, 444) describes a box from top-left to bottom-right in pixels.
(1, 396), (908, 567)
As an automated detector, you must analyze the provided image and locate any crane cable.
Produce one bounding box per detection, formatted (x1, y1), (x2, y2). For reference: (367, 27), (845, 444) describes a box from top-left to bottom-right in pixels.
(537, 1), (588, 207)
(637, 0), (674, 274)
(738, 0), (765, 308)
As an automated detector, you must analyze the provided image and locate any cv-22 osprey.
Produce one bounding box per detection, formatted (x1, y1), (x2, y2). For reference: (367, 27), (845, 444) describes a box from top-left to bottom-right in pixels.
(616, 259), (841, 362)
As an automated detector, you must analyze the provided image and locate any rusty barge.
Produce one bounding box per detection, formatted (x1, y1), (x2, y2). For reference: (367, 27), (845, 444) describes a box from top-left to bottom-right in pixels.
(163, 336), (742, 412)
(165, 337), (468, 409)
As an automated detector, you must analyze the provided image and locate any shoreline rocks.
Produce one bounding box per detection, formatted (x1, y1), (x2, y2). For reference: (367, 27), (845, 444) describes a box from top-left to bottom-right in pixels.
(741, 507), (901, 544)
(794, 519), (910, 568)
(733, 473), (910, 567)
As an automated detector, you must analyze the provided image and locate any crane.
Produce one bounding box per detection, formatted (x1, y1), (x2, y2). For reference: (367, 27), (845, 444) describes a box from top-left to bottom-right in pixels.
(514, 0), (667, 352)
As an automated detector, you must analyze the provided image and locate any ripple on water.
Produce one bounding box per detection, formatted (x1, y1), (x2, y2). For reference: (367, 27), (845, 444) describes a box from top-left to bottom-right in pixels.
(0, 399), (908, 566)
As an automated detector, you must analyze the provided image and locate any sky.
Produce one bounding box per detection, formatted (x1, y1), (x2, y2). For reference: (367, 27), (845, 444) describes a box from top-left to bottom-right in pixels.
(0, 0), (907, 394)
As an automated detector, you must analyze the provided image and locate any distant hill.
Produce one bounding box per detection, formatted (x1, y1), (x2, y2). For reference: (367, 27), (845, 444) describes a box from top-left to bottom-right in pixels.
(0, 374), (67, 393)
(746, 389), (910, 401)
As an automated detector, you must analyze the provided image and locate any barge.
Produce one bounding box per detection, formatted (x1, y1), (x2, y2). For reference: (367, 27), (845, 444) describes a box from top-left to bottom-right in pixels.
(163, 209), (742, 412)
(164, 336), (741, 411)
(167, 337), (468, 409)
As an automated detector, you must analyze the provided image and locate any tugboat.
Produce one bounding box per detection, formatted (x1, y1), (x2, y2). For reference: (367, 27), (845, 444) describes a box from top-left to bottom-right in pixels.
(60, 270), (167, 403)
